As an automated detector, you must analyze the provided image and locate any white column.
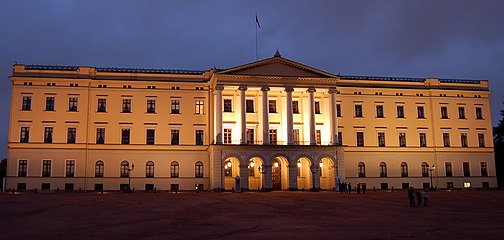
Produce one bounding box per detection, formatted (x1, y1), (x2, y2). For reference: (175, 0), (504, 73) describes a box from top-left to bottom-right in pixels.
(307, 87), (317, 145)
(329, 87), (338, 145)
(215, 85), (224, 144)
(285, 87), (294, 145)
(261, 86), (270, 145)
(239, 85), (247, 144)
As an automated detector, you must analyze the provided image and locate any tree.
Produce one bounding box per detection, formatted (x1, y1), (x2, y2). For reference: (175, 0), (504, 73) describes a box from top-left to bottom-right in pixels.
(494, 103), (504, 188)
(0, 158), (6, 191)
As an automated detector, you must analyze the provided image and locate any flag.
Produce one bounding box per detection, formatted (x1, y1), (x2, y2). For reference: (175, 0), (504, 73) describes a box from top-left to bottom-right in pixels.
(256, 14), (261, 29)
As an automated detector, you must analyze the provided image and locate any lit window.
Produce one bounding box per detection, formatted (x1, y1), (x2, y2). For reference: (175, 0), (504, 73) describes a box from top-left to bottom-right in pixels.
(269, 129), (277, 145)
(20, 127), (30, 143)
(22, 96), (32, 111)
(224, 129), (232, 144)
(463, 182), (471, 188)
(120, 161), (129, 178)
(171, 99), (180, 114)
(195, 100), (204, 114)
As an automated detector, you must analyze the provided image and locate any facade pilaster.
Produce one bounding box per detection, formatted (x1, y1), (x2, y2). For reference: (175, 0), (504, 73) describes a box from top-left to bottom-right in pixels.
(285, 87), (294, 145)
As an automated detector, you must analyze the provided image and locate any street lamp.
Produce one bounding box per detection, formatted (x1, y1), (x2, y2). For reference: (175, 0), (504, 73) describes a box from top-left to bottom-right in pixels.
(258, 164), (267, 192)
(429, 164), (436, 190)
(127, 163), (135, 192)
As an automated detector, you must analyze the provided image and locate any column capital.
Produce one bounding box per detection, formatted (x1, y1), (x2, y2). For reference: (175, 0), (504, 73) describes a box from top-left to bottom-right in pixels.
(238, 85), (248, 91)
(215, 84), (224, 90)
(285, 87), (294, 92)
(307, 87), (317, 93)
(261, 86), (270, 92)
(328, 87), (338, 94)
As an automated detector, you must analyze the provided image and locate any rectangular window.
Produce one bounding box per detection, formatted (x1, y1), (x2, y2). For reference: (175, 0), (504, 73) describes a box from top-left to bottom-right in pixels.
(69, 97), (78, 111)
(44, 127), (53, 143)
(171, 99), (180, 114)
(475, 107), (483, 119)
(336, 104), (341, 117)
(95, 162), (104, 178)
(419, 133), (427, 147)
(96, 128), (105, 144)
(399, 132), (406, 147)
(195, 163), (204, 178)
(121, 129), (130, 144)
(20, 127), (30, 143)
(146, 163), (154, 178)
(171, 164), (179, 178)
(292, 101), (299, 114)
(224, 129), (232, 144)
(196, 130), (204, 145)
(195, 100), (204, 114)
(66, 160), (75, 177)
(42, 160), (51, 177)
(354, 104), (363, 117)
(294, 129), (300, 145)
(338, 132), (342, 145)
(122, 99), (131, 113)
(268, 100), (277, 113)
(443, 133), (450, 147)
(67, 128), (76, 144)
(22, 96), (32, 111)
(224, 99), (232, 112)
(458, 106), (466, 119)
(246, 129), (254, 145)
(315, 101), (321, 114)
(171, 129), (180, 145)
(147, 99), (156, 113)
(397, 105), (405, 118)
(316, 130), (321, 145)
(269, 129), (277, 145)
(441, 106), (448, 119)
(478, 133), (485, 147)
(445, 162), (453, 177)
(461, 133), (468, 147)
(481, 162), (488, 177)
(463, 162), (471, 177)
(18, 160), (27, 177)
(246, 99), (254, 113)
(97, 98), (106, 112)
(378, 132), (385, 147)
(45, 97), (55, 111)
(417, 106), (425, 118)
(376, 105), (384, 118)
(356, 132), (364, 146)
(146, 129), (155, 145)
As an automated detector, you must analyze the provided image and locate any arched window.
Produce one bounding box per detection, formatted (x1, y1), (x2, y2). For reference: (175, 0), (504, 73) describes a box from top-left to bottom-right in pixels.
(146, 161), (154, 178)
(120, 161), (129, 178)
(95, 160), (104, 178)
(421, 162), (429, 177)
(358, 162), (366, 177)
(379, 162), (387, 177)
(171, 161), (179, 178)
(401, 162), (408, 177)
(195, 161), (203, 178)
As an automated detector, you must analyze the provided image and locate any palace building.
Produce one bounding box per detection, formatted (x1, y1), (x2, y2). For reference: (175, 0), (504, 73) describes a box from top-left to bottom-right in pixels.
(6, 51), (496, 192)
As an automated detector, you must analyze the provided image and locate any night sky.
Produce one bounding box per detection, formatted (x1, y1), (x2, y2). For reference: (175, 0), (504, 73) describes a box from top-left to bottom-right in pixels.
(1, 0), (503, 158)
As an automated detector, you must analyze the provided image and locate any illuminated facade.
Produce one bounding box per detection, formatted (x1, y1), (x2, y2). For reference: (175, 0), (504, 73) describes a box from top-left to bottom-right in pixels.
(6, 52), (496, 192)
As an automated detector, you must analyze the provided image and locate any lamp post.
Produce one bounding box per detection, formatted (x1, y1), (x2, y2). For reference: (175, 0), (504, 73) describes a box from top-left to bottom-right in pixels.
(429, 164), (435, 190)
(127, 163), (135, 192)
(258, 164), (267, 192)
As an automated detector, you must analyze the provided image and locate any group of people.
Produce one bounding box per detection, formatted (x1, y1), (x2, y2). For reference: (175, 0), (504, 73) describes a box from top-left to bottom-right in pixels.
(408, 187), (429, 207)
(337, 182), (366, 194)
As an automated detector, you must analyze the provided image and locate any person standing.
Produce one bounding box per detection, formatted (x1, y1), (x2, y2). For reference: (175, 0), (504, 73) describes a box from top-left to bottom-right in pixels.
(348, 183), (352, 194)
(422, 189), (429, 207)
(408, 187), (416, 207)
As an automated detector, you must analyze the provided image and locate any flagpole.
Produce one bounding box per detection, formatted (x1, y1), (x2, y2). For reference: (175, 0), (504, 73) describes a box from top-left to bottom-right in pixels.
(255, 13), (259, 61)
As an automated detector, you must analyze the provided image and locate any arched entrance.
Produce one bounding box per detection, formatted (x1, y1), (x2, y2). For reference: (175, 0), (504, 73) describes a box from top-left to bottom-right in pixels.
(248, 157), (264, 191)
(271, 156), (289, 191)
(224, 157), (240, 191)
(319, 157), (336, 191)
(296, 157), (313, 191)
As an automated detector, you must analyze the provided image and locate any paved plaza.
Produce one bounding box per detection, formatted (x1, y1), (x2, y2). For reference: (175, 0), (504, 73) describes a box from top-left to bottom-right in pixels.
(1, 190), (503, 239)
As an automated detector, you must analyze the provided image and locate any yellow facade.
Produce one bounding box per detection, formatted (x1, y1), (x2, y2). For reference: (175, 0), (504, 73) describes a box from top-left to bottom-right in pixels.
(6, 53), (496, 192)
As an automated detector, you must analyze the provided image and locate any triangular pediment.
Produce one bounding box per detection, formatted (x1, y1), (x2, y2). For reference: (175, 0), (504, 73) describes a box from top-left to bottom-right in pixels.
(218, 55), (336, 78)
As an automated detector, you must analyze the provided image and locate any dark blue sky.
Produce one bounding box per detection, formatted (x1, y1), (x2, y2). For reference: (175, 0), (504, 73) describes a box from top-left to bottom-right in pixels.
(1, 0), (503, 158)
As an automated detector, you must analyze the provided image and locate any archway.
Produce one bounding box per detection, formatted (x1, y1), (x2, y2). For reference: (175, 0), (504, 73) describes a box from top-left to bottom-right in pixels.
(296, 157), (313, 191)
(223, 157), (240, 191)
(319, 157), (336, 191)
(248, 157), (264, 191)
(271, 156), (289, 191)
